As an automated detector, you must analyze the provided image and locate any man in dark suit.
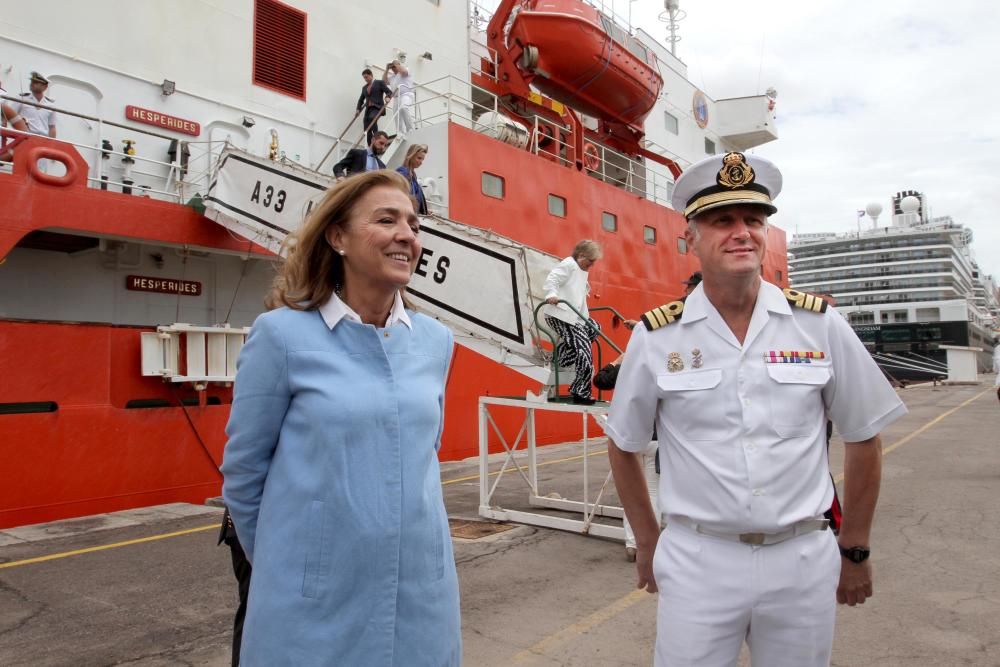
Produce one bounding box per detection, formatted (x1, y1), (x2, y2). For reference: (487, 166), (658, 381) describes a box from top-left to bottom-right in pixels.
(357, 68), (392, 144)
(332, 130), (390, 180)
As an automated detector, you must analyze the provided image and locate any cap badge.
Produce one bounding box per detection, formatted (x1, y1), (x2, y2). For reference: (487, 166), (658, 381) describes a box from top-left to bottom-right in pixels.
(717, 152), (755, 189)
(667, 352), (685, 372)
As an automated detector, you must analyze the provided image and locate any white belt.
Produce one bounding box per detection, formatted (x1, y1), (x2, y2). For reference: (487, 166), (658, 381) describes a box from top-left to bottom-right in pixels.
(672, 516), (829, 546)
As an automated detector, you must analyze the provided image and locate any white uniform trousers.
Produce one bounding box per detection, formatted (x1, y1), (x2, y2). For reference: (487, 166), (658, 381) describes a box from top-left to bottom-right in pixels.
(622, 440), (660, 549)
(653, 521), (841, 667)
(396, 93), (416, 135)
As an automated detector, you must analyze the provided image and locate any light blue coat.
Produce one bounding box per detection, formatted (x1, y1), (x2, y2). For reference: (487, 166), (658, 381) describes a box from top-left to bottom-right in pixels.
(221, 306), (460, 666)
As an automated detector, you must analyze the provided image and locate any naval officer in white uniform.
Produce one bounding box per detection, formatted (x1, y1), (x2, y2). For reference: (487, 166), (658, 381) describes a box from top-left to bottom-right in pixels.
(606, 152), (907, 666)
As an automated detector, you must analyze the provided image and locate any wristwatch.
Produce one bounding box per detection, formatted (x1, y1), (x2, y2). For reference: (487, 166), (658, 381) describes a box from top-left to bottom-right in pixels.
(839, 545), (871, 563)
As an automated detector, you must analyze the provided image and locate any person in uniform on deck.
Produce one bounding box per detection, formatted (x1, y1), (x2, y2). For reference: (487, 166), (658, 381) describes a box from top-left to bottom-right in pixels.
(606, 152), (908, 667)
(9, 72), (56, 139)
(384, 59), (415, 137)
(543, 240), (603, 405)
(221, 171), (461, 666)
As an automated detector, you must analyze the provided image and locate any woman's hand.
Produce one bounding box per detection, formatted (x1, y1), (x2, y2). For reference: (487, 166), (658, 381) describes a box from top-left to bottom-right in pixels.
(546, 296), (559, 305)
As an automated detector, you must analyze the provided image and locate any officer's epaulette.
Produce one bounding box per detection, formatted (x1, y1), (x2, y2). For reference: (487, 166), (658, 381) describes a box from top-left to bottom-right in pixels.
(641, 299), (685, 331)
(783, 288), (828, 313)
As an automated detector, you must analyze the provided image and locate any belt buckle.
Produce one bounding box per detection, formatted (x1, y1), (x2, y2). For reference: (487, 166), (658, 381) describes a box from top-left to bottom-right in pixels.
(739, 532), (766, 546)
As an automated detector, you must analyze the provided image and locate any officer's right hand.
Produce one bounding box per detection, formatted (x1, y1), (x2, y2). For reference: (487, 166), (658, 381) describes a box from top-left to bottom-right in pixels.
(636, 545), (658, 594)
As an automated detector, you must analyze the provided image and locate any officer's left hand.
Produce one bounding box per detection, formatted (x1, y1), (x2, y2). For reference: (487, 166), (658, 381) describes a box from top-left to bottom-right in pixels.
(837, 559), (873, 606)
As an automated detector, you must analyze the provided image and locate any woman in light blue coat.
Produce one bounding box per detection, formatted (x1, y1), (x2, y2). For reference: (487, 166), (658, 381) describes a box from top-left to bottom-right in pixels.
(221, 171), (460, 666)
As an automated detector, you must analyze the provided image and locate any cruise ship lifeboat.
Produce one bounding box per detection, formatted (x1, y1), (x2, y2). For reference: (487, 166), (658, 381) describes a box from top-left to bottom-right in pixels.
(508, 0), (663, 128)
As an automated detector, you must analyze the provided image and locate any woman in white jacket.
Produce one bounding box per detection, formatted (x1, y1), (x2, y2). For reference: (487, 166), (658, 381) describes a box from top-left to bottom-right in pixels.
(543, 240), (602, 404)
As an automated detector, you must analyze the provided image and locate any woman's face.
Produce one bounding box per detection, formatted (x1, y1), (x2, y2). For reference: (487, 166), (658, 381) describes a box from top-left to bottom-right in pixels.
(412, 150), (426, 169)
(326, 185), (421, 294)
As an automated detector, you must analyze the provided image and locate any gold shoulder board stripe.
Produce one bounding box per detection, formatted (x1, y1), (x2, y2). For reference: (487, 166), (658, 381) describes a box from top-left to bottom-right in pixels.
(783, 288), (828, 314)
(641, 300), (685, 331)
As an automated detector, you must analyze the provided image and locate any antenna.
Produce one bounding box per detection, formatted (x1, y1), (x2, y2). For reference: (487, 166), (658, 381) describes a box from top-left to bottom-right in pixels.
(659, 0), (686, 57)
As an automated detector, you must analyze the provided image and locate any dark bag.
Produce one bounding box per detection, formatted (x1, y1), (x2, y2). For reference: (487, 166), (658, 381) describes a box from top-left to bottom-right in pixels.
(593, 362), (620, 390)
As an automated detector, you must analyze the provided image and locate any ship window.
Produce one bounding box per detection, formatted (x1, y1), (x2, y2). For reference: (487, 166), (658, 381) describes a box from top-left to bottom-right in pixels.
(548, 194), (567, 217)
(775, 269), (782, 281)
(644, 226), (657, 244)
(253, 0), (308, 100)
(677, 237), (687, 254)
(704, 137), (716, 154)
(602, 212), (618, 232)
(664, 111), (679, 135)
(482, 172), (505, 199)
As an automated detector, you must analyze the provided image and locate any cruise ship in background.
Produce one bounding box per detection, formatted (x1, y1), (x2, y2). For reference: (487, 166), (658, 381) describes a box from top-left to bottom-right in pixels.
(0, 0), (787, 527)
(789, 190), (998, 381)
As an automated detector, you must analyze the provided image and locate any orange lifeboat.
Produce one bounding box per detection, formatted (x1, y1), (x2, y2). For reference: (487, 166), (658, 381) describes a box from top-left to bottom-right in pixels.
(506, 0), (663, 130)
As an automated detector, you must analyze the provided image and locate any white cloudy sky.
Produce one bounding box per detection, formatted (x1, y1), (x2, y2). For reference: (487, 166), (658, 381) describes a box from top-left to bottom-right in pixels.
(624, 0), (999, 279)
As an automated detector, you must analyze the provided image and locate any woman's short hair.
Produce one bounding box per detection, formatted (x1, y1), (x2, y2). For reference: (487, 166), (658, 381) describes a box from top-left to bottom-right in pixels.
(267, 170), (411, 310)
(402, 144), (428, 171)
(571, 239), (602, 261)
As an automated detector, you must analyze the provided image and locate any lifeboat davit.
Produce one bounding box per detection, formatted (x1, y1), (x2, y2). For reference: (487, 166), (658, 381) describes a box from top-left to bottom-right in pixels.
(507, 0), (663, 129)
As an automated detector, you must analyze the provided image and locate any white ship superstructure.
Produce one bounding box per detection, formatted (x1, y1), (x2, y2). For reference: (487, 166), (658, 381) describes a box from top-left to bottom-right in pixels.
(788, 191), (998, 370)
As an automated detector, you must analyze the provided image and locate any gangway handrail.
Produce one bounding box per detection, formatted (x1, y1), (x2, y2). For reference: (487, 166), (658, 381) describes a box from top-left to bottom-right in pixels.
(532, 299), (623, 401)
(315, 109), (362, 172)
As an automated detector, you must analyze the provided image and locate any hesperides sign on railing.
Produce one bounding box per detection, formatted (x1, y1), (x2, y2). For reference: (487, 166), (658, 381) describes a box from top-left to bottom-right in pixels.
(204, 147), (331, 254)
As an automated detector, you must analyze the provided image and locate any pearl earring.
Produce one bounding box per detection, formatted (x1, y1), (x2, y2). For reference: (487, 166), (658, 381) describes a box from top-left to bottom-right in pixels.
(337, 249), (346, 256)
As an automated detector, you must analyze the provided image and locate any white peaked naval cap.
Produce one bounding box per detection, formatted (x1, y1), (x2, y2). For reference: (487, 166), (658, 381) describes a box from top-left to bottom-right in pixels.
(672, 152), (783, 219)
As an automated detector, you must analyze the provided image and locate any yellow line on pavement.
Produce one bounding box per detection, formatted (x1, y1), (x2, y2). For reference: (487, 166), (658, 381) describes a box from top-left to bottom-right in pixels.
(0, 448), (609, 569)
(441, 449), (606, 486)
(0, 524), (218, 570)
(833, 387), (990, 483)
(513, 588), (650, 663)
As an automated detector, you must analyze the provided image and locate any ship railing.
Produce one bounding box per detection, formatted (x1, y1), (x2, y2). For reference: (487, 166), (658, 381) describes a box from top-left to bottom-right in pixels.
(531, 300), (623, 402)
(0, 93), (221, 205)
(395, 73), (682, 209)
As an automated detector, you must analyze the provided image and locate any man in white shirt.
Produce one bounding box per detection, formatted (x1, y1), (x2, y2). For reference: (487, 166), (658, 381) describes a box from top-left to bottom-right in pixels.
(384, 59), (415, 136)
(10, 72), (56, 138)
(606, 152), (907, 666)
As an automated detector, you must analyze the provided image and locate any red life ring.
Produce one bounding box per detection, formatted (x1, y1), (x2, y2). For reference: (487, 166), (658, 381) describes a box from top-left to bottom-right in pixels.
(583, 142), (600, 171)
(26, 145), (79, 187)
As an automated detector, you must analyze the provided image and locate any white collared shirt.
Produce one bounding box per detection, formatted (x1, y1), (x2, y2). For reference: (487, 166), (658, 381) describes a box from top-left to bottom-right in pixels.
(318, 290), (412, 330)
(606, 281), (907, 534)
(542, 256), (591, 325)
(11, 94), (55, 136)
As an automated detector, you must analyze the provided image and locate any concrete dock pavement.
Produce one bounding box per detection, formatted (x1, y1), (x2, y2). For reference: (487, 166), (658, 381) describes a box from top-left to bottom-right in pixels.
(0, 381), (998, 666)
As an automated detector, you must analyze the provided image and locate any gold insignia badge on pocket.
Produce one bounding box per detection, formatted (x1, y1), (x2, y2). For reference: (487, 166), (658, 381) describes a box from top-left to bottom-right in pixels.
(691, 348), (703, 368)
(667, 352), (684, 372)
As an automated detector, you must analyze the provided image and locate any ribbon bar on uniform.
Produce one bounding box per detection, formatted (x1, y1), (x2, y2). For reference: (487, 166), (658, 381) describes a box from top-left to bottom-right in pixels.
(765, 350), (826, 364)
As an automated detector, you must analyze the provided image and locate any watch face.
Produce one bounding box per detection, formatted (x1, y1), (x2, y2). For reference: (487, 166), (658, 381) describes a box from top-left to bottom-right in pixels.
(843, 546), (870, 563)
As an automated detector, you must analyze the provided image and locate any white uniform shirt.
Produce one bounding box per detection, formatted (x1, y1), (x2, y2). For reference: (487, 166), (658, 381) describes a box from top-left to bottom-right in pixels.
(319, 290), (412, 330)
(388, 72), (414, 98)
(10, 94), (56, 136)
(605, 281), (907, 535)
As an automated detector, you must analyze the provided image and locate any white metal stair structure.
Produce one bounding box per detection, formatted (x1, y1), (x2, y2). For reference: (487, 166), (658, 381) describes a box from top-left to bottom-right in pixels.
(140, 323), (250, 389)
